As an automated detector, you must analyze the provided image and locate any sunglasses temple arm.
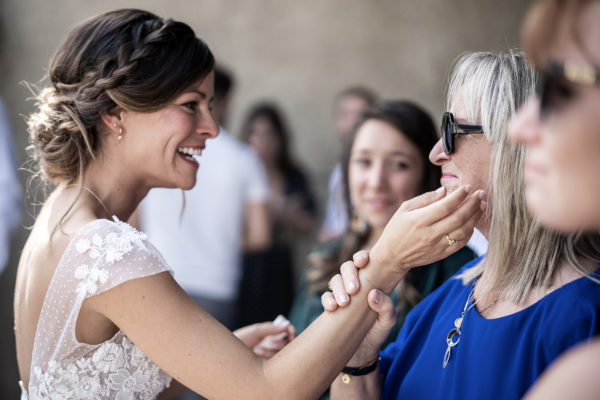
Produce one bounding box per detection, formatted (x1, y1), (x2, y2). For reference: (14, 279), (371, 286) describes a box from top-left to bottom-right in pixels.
(455, 124), (484, 134)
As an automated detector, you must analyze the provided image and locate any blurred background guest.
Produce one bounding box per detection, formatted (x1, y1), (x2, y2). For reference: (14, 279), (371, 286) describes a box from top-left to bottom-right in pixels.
(238, 102), (317, 325)
(320, 86), (378, 241)
(0, 96), (21, 277)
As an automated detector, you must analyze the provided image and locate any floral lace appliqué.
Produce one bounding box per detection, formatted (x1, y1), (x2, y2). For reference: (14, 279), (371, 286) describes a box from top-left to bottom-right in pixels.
(26, 218), (172, 399)
(73, 217), (148, 298)
(30, 334), (170, 399)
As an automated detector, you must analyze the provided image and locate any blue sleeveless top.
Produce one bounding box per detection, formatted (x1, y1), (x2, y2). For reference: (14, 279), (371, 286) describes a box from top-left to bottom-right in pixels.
(380, 257), (600, 400)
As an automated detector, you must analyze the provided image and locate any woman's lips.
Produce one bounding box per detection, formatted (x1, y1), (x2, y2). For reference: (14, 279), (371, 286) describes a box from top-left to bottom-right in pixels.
(441, 172), (458, 183)
(367, 199), (394, 211)
(524, 160), (546, 181)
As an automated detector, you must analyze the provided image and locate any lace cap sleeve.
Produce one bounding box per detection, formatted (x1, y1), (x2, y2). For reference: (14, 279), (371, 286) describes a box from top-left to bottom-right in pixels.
(28, 217), (174, 399)
(68, 216), (173, 299)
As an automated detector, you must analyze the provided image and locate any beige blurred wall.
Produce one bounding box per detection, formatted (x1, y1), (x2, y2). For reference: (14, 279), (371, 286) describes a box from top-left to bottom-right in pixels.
(0, 0), (532, 396)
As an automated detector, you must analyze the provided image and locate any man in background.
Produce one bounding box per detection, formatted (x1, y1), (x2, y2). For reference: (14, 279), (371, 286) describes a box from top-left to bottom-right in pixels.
(319, 86), (377, 241)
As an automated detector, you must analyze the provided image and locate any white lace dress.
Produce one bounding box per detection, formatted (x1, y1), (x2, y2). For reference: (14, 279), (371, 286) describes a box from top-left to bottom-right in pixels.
(21, 217), (174, 399)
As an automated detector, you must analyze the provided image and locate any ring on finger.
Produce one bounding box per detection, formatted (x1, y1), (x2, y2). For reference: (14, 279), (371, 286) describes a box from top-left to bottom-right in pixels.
(445, 234), (457, 247)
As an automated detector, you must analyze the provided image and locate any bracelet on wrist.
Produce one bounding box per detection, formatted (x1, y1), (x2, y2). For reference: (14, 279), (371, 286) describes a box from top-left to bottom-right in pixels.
(340, 356), (380, 384)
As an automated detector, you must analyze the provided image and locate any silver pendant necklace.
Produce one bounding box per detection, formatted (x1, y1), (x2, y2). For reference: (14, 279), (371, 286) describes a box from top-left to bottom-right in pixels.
(443, 284), (498, 368)
(442, 287), (476, 368)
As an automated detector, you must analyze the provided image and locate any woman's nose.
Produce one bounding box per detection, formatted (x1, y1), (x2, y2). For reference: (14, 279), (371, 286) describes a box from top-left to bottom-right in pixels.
(198, 113), (220, 139)
(367, 163), (387, 189)
(429, 138), (449, 166)
(508, 97), (541, 145)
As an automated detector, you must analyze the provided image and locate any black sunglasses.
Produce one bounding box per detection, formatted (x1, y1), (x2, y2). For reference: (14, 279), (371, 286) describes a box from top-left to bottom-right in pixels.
(539, 61), (600, 118)
(440, 112), (484, 155)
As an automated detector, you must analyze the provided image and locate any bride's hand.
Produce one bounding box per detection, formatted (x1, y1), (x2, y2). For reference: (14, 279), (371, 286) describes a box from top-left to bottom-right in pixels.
(368, 185), (485, 286)
(233, 320), (297, 359)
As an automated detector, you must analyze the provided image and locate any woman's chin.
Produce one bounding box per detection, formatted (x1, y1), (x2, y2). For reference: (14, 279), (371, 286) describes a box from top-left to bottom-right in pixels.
(179, 179), (197, 191)
(526, 189), (577, 232)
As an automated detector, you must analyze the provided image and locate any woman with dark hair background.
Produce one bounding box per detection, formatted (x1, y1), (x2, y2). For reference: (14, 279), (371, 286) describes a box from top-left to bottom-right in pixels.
(238, 102), (317, 325)
(289, 100), (477, 398)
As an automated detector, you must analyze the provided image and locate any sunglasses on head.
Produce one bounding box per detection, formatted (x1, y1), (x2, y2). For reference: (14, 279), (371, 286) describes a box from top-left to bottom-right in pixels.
(539, 61), (600, 118)
(440, 112), (484, 155)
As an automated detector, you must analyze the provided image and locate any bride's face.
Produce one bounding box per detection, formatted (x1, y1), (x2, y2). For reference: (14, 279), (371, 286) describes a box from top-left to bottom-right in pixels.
(118, 71), (219, 190)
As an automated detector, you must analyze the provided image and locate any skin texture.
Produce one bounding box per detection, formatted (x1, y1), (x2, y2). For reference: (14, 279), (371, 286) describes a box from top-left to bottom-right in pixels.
(348, 119), (425, 239)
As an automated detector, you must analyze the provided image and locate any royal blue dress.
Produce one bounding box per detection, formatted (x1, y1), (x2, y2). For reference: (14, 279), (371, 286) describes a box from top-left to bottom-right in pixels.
(380, 257), (600, 399)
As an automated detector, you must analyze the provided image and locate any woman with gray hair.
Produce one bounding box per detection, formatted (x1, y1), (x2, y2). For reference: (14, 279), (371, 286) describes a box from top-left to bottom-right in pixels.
(323, 49), (600, 399)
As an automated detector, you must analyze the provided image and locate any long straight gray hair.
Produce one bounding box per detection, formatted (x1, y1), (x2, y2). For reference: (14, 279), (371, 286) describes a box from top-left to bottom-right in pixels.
(451, 50), (600, 303)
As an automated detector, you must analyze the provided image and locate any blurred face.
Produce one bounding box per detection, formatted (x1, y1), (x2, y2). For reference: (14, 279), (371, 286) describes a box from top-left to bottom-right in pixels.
(247, 116), (281, 165)
(429, 92), (492, 196)
(509, 3), (600, 231)
(349, 119), (424, 231)
(335, 95), (371, 139)
(118, 71), (218, 190)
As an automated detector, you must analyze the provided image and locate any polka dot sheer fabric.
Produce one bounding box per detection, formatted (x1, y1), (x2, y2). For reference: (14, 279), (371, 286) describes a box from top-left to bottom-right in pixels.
(23, 217), (173, 399)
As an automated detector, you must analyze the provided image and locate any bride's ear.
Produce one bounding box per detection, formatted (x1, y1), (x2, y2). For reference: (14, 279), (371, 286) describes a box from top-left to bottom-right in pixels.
(99, 106), (123, 136)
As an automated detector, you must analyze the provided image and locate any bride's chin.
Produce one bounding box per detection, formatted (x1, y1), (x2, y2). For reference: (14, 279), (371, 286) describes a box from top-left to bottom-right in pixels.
(178, 177), (197, 191)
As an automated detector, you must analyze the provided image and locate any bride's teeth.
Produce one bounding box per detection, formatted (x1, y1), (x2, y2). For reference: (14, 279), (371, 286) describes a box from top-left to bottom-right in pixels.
(177, 147), (203, 156)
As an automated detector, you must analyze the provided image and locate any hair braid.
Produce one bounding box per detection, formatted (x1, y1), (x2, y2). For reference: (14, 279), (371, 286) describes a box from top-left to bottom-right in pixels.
(26, 9), (214, 185)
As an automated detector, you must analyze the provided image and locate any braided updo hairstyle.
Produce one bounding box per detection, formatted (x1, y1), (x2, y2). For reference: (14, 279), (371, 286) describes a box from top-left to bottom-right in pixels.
(27, 9), (214, 185)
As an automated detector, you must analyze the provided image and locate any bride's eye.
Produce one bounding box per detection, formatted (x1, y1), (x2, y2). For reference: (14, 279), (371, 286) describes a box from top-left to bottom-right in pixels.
(183, 101), (199, 111)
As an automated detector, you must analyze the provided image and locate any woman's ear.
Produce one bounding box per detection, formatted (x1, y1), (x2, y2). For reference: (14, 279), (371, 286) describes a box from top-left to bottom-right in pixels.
(99, 106), (123, 133)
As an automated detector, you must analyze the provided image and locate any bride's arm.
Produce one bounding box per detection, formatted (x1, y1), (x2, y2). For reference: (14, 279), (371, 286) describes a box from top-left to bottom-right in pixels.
(87, 186), (484, 399)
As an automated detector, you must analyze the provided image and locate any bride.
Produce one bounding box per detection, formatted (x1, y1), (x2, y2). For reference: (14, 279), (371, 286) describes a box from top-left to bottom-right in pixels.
(14, 9), (485, 399)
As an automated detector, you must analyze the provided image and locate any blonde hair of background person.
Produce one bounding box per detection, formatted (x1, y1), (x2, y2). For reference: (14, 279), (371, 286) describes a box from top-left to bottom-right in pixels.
(13, 8), (486, 399)
(508, 1), (600, 399)
(323, 49), (600, 400)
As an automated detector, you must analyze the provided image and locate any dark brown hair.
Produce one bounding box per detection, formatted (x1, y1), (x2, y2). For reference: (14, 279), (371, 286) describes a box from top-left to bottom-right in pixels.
(27, 9), (214, 185)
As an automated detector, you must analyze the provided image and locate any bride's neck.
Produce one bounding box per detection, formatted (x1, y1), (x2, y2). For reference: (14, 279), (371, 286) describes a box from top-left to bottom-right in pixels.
(72, 163), (149, 222)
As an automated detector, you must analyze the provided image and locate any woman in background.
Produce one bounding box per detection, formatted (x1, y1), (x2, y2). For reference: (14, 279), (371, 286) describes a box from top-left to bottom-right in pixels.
(238, 103), (317, 325)
(290, 100), (476, 347)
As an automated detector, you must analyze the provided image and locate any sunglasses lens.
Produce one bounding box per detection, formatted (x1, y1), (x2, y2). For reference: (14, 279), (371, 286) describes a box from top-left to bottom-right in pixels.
(539, 73), (574, 117)
(441, 113), (453, 154)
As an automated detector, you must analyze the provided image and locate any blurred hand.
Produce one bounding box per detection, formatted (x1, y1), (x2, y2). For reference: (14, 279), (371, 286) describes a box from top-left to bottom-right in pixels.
(233, 320), (297, 359)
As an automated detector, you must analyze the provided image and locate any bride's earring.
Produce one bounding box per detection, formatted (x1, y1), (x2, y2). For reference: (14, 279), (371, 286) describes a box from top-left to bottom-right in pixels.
(113, 122), (123, 141)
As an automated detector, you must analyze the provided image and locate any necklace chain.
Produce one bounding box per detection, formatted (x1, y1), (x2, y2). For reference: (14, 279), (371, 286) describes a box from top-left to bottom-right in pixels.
(442, 284), (498, 368)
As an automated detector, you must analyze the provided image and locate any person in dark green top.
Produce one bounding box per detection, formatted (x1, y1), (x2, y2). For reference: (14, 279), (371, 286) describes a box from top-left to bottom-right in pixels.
(289, 100), (477, 398)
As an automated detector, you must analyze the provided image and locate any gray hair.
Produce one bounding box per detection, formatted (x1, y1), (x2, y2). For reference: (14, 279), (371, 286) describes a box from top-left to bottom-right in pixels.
(450, 50), (600, 303)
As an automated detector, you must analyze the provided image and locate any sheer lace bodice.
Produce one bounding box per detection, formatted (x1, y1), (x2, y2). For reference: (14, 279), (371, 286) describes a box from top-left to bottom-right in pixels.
(23, 217), (173, 399)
